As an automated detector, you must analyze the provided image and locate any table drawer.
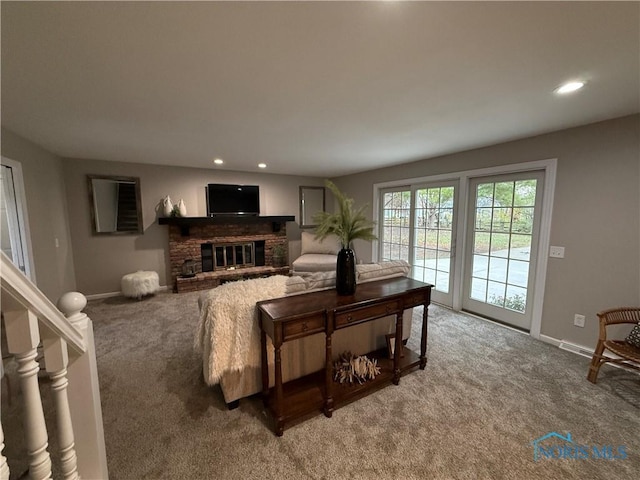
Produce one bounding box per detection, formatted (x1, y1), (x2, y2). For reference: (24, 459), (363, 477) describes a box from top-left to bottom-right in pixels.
(282, 314), (325, 340)
(404, 290), (430, 309)
(334, 300), (401, 328)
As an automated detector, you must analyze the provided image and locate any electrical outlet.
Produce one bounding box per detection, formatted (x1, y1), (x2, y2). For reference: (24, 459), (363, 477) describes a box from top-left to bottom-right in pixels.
(550, 246), (565, 258)
(574, 314), (585, 327)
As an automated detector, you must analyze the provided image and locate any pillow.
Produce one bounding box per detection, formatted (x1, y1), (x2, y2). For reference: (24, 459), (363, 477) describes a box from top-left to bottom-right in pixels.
(304, 271), (337, 290)
(300, 231), (341, 255)
(292, 253), (337, 273)
(356, 260), (410, 281)
(285, 275), (307, 295)
(625, 323), (640, 348)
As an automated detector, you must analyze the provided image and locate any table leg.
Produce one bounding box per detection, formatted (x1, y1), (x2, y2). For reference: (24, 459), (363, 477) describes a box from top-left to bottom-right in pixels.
(420, 304), (429, 370)
(274, 341), (284, 436)
(393, 312), (402, 385)
(260, 328), (269, 406)
(324, 333), (334, 418)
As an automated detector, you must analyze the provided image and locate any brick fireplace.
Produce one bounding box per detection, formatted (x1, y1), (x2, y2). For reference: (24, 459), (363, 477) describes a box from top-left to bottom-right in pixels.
(159, 216), (294, 293)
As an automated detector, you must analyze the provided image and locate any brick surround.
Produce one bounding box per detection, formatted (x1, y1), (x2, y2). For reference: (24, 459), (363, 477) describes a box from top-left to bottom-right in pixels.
(165, 219), (290, 293)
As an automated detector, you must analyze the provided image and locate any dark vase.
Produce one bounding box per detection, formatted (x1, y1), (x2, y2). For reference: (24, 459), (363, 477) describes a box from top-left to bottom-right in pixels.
(336, 248), (356, 295)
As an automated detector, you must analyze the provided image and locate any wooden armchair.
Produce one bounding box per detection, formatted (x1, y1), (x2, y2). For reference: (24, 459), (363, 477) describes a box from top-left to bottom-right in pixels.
(587, 307), (640, 383)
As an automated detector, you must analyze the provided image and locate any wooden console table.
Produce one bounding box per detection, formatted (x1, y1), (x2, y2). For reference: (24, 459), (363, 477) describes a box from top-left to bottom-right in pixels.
(257, 277), (432, 436)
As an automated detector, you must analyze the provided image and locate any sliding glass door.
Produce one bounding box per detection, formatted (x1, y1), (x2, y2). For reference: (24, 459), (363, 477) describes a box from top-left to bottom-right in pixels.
(379, 183), (457, 307)
(411, 183), (457, 306)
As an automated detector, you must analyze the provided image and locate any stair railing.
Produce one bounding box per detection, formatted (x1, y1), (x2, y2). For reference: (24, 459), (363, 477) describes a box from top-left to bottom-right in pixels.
(1, 252), (108, 479)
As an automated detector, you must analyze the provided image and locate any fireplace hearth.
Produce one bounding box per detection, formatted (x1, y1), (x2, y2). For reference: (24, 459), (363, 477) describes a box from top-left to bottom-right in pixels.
(159, 216), (293, 292)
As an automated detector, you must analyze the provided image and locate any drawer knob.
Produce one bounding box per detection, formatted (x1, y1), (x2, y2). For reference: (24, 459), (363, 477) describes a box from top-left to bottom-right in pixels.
(302, 322), (309, 332)
(347, 315), (353, 322)
(386, 305), (392, 314)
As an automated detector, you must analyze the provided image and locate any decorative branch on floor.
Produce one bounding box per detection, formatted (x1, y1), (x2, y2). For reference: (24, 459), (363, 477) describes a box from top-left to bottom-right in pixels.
(333, 351), (381, 385)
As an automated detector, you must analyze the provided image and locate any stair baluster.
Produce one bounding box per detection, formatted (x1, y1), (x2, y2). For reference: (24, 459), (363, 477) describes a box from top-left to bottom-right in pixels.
(43, 335), (79, 480)
(5, 309), (52, 480)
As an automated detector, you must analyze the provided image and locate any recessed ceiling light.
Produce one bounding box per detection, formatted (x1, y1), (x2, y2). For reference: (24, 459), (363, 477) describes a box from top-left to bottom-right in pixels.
(555, 81), (585, 94)
(213, 158), (224, 165)
(258, 163), (267, 169)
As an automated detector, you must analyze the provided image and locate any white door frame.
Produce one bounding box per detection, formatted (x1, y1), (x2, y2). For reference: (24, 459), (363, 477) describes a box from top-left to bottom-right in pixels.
(1, 156), (36, 281)
(372, 158), (557, 339)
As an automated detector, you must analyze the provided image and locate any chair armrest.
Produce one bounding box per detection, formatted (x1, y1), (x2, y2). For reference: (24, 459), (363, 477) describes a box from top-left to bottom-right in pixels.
(597, 307), (640, 326)
(596, 308), (640, 342)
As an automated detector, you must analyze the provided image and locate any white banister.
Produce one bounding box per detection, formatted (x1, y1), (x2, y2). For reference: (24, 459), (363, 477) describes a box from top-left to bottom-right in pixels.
(1, 252), (108, 479)
(0, 254), (84, 356)
(43, 334), (79, 480)
(4, 309), (52, 480)
(0, 421), (9, 480)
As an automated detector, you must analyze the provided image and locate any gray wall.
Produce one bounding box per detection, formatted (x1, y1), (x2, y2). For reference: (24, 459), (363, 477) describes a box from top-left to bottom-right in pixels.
(333, 115), (640, 349)
(1, 127), (77, 302)
(62, 158), (325, 295)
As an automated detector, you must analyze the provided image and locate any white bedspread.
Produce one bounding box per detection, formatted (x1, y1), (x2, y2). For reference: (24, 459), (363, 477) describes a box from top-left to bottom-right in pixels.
(194, 275), (289, 385)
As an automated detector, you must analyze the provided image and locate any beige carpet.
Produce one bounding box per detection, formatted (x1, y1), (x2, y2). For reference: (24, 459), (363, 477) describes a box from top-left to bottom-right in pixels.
(3, 291), (639, 479)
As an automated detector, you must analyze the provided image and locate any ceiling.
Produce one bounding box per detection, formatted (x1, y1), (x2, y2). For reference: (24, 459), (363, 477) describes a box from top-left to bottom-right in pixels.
(2, 1), (639, 177)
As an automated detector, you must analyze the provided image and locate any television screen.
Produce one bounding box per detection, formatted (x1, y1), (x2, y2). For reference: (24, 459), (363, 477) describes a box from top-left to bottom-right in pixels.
(206, 184), (260, 216)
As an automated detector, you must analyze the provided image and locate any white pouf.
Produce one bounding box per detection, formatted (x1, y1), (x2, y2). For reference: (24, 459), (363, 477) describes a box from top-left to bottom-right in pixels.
(121, 271), (160, 299)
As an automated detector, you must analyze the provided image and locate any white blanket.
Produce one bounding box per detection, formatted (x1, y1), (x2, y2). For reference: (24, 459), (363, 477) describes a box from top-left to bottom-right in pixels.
(194, 275), (289, 385)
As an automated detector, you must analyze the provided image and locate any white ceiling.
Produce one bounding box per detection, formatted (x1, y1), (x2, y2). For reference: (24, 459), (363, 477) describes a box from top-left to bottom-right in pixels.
(2, 1), (639, 177)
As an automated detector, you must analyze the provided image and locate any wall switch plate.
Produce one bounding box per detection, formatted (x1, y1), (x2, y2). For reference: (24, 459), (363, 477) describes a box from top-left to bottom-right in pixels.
(574, 314), (586, 327)
(549, 246), (565, 258)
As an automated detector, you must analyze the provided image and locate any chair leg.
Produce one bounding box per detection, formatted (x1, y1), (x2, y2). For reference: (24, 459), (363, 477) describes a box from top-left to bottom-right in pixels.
(587, 341), (606, 383)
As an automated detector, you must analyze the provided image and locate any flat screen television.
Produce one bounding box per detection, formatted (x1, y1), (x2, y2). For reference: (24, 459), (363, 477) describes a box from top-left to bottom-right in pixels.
(206, 184), (260, 216)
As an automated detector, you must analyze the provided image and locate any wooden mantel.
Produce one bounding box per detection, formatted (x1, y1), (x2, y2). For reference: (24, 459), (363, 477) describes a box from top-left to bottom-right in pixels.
(158, 215), (295, 236)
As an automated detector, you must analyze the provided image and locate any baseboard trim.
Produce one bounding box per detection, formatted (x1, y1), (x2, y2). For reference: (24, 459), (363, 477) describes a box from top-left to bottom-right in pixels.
(538, 334), (562, 348)
(539, 335), (594, 358)
(85, 285), (169, 301)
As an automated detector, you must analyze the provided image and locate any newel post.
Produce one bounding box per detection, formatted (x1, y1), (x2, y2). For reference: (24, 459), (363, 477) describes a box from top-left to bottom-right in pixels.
(58, 293), (109, 480)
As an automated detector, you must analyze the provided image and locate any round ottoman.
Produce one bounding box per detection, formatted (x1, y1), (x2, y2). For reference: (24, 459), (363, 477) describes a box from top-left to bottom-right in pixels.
(121, 271), (160, 299)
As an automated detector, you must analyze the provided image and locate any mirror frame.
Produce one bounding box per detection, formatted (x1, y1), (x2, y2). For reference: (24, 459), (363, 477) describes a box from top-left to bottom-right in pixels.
(87, 175), (143, 235)
(299, 186), (325, 229)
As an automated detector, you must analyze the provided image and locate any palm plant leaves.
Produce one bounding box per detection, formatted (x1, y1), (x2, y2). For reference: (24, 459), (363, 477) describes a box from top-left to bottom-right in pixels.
(313, 180), (377, 248)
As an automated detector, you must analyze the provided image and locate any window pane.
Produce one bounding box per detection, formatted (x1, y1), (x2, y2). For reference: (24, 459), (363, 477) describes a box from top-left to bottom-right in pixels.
(437, 229), (452, 251)
(424, 268), (437, 286)
(512, 207), (534, 234)
(435, 270), (450, 292)
(475, 208), (493, 231)
(505, 285), (527, 313)
(514, 180), (537, 207)
(488, 257), (508, 283)
(487, 281), (506, 305)
(471, 278), (487, 302)
(472, 254), (489, 279)
(492, 208), (512, 233)
(507, 260), (529, 287)
(490, 233), (510, 257)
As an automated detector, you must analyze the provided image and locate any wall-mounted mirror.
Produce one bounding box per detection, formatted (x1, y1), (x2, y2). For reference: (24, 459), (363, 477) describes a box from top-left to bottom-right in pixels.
(299, 186), (325, 229)
(88, 175), (143, 234)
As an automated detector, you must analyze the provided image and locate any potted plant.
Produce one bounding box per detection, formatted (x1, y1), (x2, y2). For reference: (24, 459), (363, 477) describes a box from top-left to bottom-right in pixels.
(314, 180), (377, 295)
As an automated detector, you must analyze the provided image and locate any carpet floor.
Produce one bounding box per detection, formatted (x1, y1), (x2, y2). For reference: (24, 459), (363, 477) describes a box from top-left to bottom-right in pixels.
(3, 290), (639, 479)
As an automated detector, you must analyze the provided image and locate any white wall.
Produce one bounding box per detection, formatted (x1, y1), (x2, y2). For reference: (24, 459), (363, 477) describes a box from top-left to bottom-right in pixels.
(1, 127), (77, 302)
(333, 115), (640, 349)
(62, 158), (325, 295)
